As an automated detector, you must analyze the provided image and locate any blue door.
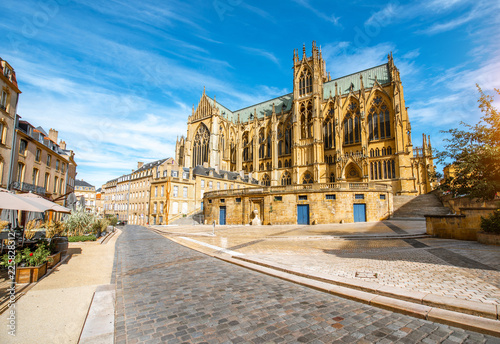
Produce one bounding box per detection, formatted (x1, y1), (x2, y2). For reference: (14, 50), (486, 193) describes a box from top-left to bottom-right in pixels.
(353, 204), (366, 222)
(297, 204), (310, 225)
(219, 206), (226, 225)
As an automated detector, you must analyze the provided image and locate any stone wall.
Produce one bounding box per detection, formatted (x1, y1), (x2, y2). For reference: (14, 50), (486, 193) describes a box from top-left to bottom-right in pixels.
(425, 207), (497, 241)
(204, 182), (393, 225)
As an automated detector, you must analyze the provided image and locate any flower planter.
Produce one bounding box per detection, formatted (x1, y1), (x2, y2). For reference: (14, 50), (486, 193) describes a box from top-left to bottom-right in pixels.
(477, 231), (500, 246)
(15, 262), (47, 284)
(47, 251), (62, 269)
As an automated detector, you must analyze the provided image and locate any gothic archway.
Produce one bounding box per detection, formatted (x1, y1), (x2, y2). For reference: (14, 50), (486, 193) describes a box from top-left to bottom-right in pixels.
(192, 123), (210, 167)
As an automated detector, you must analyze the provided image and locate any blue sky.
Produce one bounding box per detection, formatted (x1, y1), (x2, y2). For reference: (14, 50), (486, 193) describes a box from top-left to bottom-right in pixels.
(1, 0), (499, 187)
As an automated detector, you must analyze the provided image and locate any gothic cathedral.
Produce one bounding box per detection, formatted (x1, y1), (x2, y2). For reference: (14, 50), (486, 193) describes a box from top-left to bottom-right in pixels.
(176, 42), (434, 196)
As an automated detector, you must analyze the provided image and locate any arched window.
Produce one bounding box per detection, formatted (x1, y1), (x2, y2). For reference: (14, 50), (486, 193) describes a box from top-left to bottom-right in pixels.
(278, 160), (282, 168)
(376, 148), (380, 157)
(259, 130), (265, 159)
(284, 120), (292, 155)
(343, 102), (361, 145)
(329, 173), (335, 183)
(299, 69), (312, 96)
(300, 101), (313, 139)
(368, 96), (391, 141)
(302, 172), (313, 184)
(370, 149), (374, 157)
(192, 124), (210, 167)
(281, 171), (291, 186)
(242, 133), (250, 162)
(382, 147), (386, 156)
(219, 125), (225, 159)
(261, 174), (270, 186)
(267, 131), (271, 158)
(387, 146), (392, 155)
(323, 108), (335, 149)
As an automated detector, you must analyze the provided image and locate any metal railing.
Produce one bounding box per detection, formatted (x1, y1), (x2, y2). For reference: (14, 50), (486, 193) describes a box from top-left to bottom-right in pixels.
(11, 182), (46, 196)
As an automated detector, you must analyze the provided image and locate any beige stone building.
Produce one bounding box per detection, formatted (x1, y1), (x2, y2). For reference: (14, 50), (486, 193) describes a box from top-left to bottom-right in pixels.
(74, 180), (96, 212)
(176, 43), (435, 225)
(0, 58), (21, 188)
(149, 160), (256, 225)
(95, 188), (103, 215)
(12, 121), (77, 205)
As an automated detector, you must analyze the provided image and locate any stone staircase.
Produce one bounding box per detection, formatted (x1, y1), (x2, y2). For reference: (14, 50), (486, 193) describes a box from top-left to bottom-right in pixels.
(170, 210), (204, 225)
(392, 193), (451, 219)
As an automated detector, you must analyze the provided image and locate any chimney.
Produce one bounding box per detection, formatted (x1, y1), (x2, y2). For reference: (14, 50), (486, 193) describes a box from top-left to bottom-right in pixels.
(59, 140), (66, 150)
(137, 162), (144, 169)
(49, 128), (58, 143)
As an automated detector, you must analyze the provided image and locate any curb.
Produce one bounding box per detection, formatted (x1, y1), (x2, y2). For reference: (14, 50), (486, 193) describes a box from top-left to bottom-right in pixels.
(0, 253), (70, 315)
(78, 284), (115, 344)
(165, 235), (500, 337)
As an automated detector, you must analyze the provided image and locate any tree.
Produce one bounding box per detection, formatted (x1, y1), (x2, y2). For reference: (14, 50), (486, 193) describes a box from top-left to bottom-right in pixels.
(438, 85), (500, 200)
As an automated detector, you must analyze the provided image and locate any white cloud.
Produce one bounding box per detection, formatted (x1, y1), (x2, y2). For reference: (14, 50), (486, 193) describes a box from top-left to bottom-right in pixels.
(292, 0), (341, 26)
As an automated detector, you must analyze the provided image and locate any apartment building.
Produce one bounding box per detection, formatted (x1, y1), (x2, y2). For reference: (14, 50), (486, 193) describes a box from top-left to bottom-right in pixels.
(0, 58), (21, 188)
(12, 121), (77, 204)
(74, 179), (96, 212)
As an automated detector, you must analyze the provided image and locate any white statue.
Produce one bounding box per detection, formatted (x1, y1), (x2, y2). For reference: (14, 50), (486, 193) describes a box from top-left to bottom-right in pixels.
(251, 209), (262, 226)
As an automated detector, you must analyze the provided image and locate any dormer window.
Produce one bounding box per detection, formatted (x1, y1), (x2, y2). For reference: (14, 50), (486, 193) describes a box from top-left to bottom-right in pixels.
(299, 69), (312, 96)
(3, 67), (12, 80)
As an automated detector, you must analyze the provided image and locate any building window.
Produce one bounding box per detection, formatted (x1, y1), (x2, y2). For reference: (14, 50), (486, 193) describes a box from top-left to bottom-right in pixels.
(44, 173), (50, 190)
(173, 185), (178, 197)
(299, 69), (312, 96)
(17, 163), (24, 183)
(0, 91), (7, 110)
(161, 185), (164, 197)
(302, 172), (313, 184)
(235, 198), (241, 203)
(224, 183), (227, 189)
(183, 187), (187, 198)
(209, 181), (213, 189)
(208, 199), (212, 204)
(34, 148), (41, 162)
(192, 123), (210, 167)
(201, 179), (205, 188)
(32, 168), (39, 186)
(217, 182), (220, 190)
(298, 195), (307, 201)
(183, 172), (189, 179)
(220, 199), (225, 203)
(172, 202), (178, 214)
(171, 171), (178, 177)
(154, 186), (158, 197)
(344, 102), (361, 145)
(61, 163), (66, 173)
(300, 100), (313, 139)
(54, 177), (58, 193)
(19, 139), (28, 155)
(274, 196), (282, 202)
(355, 194), (364, 200)
(323, 109), (335, 150)
(326, 194), (336, 200)
(46, 155), (52, 167)
(380, 194), (386, 200)
(56, 160), (60, 171)
(281, 171), (291, 186)
(368, 96), (391, 141)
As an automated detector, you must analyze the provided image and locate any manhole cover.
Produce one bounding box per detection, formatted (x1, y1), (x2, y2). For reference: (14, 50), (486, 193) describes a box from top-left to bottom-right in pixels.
(355, 272), (378, 278)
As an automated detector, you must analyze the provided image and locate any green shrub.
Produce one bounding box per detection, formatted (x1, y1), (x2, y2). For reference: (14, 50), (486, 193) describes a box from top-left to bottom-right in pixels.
(481, 209), (500, 233)
(68, 235), (97, 242)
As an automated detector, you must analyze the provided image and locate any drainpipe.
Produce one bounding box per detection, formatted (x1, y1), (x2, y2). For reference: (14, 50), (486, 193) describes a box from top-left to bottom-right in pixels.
(7, 114), (19, 190)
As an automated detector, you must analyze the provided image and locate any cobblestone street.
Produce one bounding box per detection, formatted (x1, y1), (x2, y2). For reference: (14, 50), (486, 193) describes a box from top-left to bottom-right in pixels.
(113, 225), (500, 344)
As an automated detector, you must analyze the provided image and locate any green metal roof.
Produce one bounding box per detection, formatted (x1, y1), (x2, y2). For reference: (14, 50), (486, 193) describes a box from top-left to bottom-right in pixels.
(207, 63), (391, 124)
(323, 64), (390, 99)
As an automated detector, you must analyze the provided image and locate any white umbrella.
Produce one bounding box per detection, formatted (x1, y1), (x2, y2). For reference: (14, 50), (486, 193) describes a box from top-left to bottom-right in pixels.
(0, 190), (50, 212)
(18, 193), (71, 213)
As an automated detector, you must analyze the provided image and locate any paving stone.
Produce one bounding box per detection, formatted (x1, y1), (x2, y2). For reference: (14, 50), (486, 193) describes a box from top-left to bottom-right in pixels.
(115, 225), (500, 343)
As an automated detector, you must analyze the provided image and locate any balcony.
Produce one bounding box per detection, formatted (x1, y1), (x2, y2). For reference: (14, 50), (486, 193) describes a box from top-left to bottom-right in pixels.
(11, 182), (46, 196)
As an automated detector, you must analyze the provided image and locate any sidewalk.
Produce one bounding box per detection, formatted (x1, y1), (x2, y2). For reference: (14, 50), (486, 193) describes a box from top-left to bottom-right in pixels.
(149, 220), (500, 335)
(0, 230), (120, 344)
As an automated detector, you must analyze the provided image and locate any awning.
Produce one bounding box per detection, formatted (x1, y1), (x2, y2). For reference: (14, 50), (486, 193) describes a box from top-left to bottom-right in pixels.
(0, 190), (50, 212)
(17, 193), (71, 213)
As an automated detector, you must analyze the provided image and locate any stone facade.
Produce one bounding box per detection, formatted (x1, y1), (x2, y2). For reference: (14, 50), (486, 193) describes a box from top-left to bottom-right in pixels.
(204, 182), (393, 225)
(12, 121), (77, 203)
(176, 42), (435, 196)
(0, 58), (21, 188)
(74, 179), (96, 212)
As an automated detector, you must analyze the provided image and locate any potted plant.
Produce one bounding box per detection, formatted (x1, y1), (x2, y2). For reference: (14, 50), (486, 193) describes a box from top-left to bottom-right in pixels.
(0, 244), (51, 283)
